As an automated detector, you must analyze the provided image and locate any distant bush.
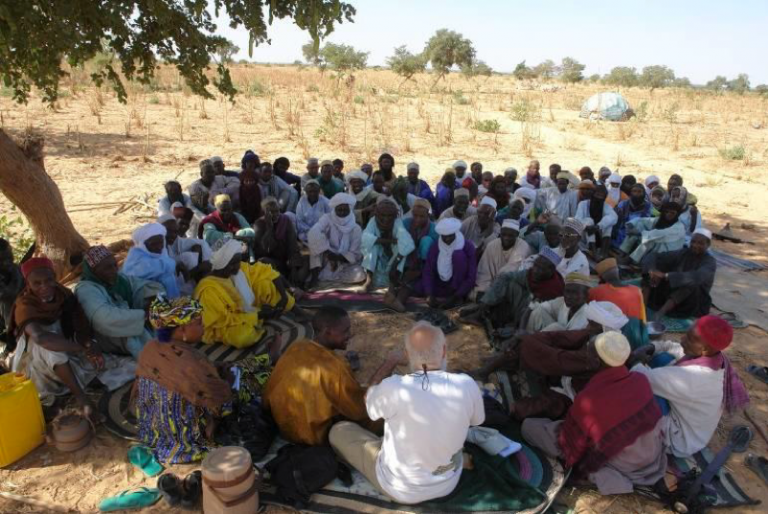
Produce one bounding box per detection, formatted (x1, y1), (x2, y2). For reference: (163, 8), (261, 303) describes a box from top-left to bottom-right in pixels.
(353, 95), (364, 104)
(248, 80), (269, 96)
(148, 95), (160, 104)
(719, 145), (746, 161)
(306, 84), (320, 93)
(453, 90), (469, 105)
(635, 101), (649, 122)
(475, 119), (501, 133)
(510, 98), (535, 122)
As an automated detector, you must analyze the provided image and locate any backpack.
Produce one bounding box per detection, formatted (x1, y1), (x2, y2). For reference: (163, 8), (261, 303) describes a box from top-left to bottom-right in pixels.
(264, 444), (351, 508)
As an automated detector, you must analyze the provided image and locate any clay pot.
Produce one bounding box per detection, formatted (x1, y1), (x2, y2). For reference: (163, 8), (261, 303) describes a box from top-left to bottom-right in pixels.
(49, 414), (92, 452)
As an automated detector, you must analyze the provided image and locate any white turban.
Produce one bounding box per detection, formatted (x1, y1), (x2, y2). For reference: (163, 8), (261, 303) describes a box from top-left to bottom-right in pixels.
(329, 192), (357, 209)
(436, 218), (462, 236)
(307, 157), (319, 165)
(407, 162), (420, 171)
(210, 239), (244, 271)
(502, 219), (520, 231)
(346, 170), (368, 184)
(210, 156), (223, 164)
(132, 223), (166, 248)
(594, 332), (631, 367)
(586, 301), (629, 331)
(453, 160), (468, 170)
(480, 196), (497, 210)
(693, 228), (712, 240)
(609, 173), (621, 185)
(644, 175), (660, 186)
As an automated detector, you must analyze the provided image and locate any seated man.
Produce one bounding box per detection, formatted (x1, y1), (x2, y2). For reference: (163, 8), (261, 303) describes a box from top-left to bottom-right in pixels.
(474, 301), (629, 418)
(522, 217), (562, 255)
(434, 170), (457, 217)
(670, 186), (703, 242)
(333, 158), (346, 181)
(122, 222), (180, 298)
(576, 185), (617, 260)
(620, 201), (685, 266)
(253, 197), (306, 285)
(258, 162), (299, 213)
(361, 198), (415, 291)
(194, 239), (296, 348)
(605, 172), (628, 208)
(273, 156), (302, 195)
(438, 188), (476, 221)
(485, 176), (511, 211)
(264, 306), (400, 445)
(405, 162), (435, 207)
(0, 238), (23, 344)
(558, 218), (590, 277)
(504, 167), (520, 194)
(467, 248), (564, 330)
(295, 180), (331, 243)
(415, 218), (477, 309)
(523, 332), (666, 495)
(238, 164), (263, 225)
(391, 177), (418, 217)
(612, 183), (652, 247)
(590, 258), (646, 322)
(157, 180), (194, 216)
(494, 198), (529, 230)
(75, 245), (162, 358)
(300, 157), (321, 190)
(211, 155), (241, 178)
(330, 321), (484, 504)
(318, 159), (346, 199)
(384, 199), (436, 312)
(460, 196), (500, 259)
(186, 160), (218, 214)
(12, 257), (135, 416)
(643, 228), (716, 320)
(307, 193), (367, 286)
(348, 170), (379, 227)
(527, 273), (592, 332)
(630, 315), (749, 457)
(474, 219), (531, 295)
(203, 158), (240, 207)
(159, 214), (212, 296)
(535, 171), (578, 222)
(198, 194), (255, 249)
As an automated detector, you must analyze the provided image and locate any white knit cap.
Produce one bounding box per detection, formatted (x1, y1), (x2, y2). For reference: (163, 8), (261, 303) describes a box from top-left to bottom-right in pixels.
(407, 162), (419, 171)
(594, 331), (631, 367)
(436, 218), (462, 236)
(480, 196), (497, 209)
(693, 228), (712, 240)
(453, 160), (468, 170)
(502, 219), (520, 231)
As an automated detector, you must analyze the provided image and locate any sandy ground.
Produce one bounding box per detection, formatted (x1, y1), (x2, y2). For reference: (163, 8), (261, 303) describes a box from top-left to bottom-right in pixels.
(1, 66), (767, 512)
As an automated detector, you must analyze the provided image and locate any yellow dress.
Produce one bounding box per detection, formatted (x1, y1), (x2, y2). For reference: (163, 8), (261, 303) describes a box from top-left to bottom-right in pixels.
(194, 263), (295, 348)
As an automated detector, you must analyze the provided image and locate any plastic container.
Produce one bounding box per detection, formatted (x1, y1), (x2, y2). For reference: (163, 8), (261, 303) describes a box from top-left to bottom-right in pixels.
(0, 373), (46, 467)
(202, 446), (259, 513)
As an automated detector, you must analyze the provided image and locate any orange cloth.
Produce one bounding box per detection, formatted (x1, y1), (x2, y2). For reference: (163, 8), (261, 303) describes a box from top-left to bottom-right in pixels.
(263, 340), (370, 446)
(589, 283), (647, 323)
(605, 191), (628, 208)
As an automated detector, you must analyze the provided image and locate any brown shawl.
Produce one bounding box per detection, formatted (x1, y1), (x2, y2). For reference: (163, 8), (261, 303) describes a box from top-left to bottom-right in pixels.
(135, 340), (232, 413)
(10, 284), (91, 344)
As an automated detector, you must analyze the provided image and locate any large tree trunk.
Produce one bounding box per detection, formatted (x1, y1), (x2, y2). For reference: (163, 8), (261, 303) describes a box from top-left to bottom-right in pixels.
(0, 129), (88, 274)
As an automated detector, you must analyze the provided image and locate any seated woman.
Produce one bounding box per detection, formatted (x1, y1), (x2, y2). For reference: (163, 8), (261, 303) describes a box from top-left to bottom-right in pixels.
(414, 218), (477, 309)
(238, 164), (263, 225)
(134, 296), (233, 464)
(576, 184), (618, 260)
(159, 215), (212, 296)
(11, 257), (134, 417)
(194, 239), (296, 348)
(198, 194), (255, 250)
(295, 180), (330, 243)
(619, 201), (685, 266)
(75, 245), (163, 358)
(361, 197), (415, 293)
(307, 193), (367, 287)
(122, 222), (181, 298)
(253, 197), (307, 285)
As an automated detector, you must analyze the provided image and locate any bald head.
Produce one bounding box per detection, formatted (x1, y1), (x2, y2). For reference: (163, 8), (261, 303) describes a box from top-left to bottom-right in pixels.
(405, 321), (447, 372)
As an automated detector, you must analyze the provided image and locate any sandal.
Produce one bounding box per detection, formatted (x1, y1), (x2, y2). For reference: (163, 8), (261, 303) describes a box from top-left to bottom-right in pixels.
(745, 454), (768, 486)
(99, 487), (161, 512)
(128, 446), (163, 477)
(157, 474), (183, 507)
(181, 470), (203, 509)
(747, 365), (768, 385)
(729, 425), (753, 453)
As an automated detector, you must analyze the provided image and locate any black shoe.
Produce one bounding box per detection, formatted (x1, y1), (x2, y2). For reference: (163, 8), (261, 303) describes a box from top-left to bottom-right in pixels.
(157, 473), (183, 507)
(181, 470), (203, 509)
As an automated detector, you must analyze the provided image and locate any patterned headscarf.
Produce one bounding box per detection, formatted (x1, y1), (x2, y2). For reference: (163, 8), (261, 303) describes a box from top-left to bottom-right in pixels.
(149, 295), (203, 330)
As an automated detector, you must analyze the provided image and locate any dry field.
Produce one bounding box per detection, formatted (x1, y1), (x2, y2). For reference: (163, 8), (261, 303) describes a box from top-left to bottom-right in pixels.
(1, 65), (767, 513)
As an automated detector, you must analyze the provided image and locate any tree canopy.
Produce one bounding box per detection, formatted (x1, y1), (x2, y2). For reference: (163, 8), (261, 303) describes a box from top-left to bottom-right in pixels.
(727, 73), (750, 94)
(386, 46), (426, 84)
(422, 29), (476, 83)
(461, 60), (492, 79)
(557, 57), (585, 83)
(214, 41), (241, 64)
(512, 61), (535, 81)
(533, 60), (556, 80)
(320, 42), (368, 75)
(0, 0), (356, 104)
(603, 66), (639, 88)
(639, 65), (675, 90)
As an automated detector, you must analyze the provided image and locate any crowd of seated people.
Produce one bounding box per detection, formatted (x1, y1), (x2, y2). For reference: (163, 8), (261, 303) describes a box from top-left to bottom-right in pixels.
(0, 150), (750, 506)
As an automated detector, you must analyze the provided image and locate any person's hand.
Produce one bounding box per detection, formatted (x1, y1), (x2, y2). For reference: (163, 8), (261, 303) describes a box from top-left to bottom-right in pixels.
(649, 270), (665, 287)
(84, 344), (104, 371)
(535, 212), (550, 225)
(627, 344), (655, 367)
(176, 263), (190, 282)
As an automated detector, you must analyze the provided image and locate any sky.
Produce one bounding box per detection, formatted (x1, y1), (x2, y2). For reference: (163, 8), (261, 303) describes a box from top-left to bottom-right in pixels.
(213, 0), (768, 85)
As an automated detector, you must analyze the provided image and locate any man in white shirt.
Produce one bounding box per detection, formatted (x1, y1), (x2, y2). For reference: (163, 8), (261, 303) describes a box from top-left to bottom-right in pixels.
(329, 322), (485, 505)
(557, 218), (590, 277)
